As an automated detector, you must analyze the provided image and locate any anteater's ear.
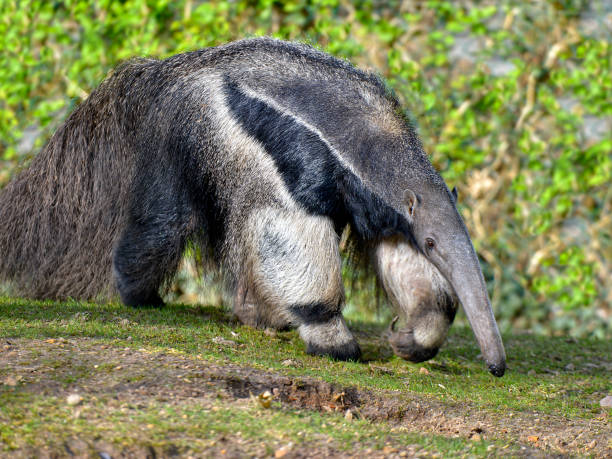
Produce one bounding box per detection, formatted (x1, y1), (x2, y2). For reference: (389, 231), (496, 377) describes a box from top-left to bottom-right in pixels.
(451, 186), (458, 202)
(404, 189), (418, 217)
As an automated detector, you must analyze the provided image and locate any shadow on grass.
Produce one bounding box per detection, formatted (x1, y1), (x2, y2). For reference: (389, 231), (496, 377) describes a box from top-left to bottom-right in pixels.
(1, 296), (236, 328)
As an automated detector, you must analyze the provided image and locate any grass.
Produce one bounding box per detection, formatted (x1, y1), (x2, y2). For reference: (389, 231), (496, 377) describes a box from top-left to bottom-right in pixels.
(1, 391), (505, 457)
(1, 296), (610, 457)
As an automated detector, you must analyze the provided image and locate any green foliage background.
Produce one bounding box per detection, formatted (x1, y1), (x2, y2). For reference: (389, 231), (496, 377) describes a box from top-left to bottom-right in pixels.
(0, 0), (610, 338)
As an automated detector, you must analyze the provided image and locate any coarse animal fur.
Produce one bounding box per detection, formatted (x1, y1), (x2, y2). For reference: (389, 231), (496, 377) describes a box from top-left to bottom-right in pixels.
(0, 38), (504, 370)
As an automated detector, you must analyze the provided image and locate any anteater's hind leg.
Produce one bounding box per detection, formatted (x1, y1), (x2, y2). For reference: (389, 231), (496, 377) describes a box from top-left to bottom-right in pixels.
(233, 275), (262, 329)
(235, 208), (361, 361)
(113, 180), (193, 307)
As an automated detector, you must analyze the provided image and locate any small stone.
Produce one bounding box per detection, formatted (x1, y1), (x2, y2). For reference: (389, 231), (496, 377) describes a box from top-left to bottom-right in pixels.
(587, 440), (597, 449)
(419, 367), (429, 375)
(66, 394), (83, 406)
(72, 312), (90, 322)
(527, 369), (536, 376)
(369, 365), (393, 375)
(281, 359), (298, 367)
(564, 363), (575, 371)
(599, 395), (612, 408)
(274, 444), (292, 458)
(256, 390), (273, 409)
(212, 337), (237, 347)
(3, 375), (20, 386)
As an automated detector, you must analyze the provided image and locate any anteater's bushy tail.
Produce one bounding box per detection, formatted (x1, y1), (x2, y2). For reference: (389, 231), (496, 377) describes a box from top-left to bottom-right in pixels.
(0, 60), (154, 300)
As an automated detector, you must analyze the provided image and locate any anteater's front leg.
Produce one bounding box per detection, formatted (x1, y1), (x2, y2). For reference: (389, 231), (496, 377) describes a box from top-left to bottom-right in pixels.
(236, 208), (361, 361)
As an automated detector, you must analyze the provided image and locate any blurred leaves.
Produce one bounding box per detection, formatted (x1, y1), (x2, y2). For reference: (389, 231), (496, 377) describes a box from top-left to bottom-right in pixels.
(0, 0), (610, 338)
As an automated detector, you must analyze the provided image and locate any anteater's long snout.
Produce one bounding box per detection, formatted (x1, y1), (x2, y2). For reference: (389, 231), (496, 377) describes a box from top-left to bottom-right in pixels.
(447, 248), (506, 377)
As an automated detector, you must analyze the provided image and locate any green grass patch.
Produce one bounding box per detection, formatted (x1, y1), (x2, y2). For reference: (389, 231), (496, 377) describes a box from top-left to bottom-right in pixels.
(1, 296), (609, 421)
(0, 390), (517, 457)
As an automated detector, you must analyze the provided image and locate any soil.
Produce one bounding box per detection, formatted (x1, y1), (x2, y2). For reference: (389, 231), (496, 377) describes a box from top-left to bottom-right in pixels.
(1, 338), (610, 458)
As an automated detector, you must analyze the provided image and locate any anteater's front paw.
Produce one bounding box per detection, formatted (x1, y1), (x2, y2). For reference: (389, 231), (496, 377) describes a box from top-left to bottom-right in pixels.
(121, 291), (164, 308)
(299, 315), (361, 361)
(305, 339), (362, 361)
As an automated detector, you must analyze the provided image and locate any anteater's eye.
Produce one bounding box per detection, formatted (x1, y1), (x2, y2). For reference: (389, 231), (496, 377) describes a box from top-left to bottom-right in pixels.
(425, 238), (435, 249)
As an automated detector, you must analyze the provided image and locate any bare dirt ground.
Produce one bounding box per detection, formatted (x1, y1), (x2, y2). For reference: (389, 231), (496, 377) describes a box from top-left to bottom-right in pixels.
(1, 338), (610, 458)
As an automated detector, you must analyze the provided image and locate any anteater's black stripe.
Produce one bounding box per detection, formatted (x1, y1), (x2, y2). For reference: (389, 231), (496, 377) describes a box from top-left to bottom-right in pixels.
(288, 302), (339, 324)
(223, 78), (411, 241)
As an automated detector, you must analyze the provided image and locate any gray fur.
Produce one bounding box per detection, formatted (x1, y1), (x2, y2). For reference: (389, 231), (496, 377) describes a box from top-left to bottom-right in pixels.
(0, 38), (505, 373)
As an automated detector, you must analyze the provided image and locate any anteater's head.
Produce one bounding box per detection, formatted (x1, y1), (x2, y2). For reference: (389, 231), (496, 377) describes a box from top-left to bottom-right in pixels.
(379, 180), (506, 377)
(376, 234), (458, 364)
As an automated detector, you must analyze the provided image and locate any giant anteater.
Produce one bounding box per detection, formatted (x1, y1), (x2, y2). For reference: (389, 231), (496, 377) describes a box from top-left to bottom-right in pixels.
(0, 38), (505, 376)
